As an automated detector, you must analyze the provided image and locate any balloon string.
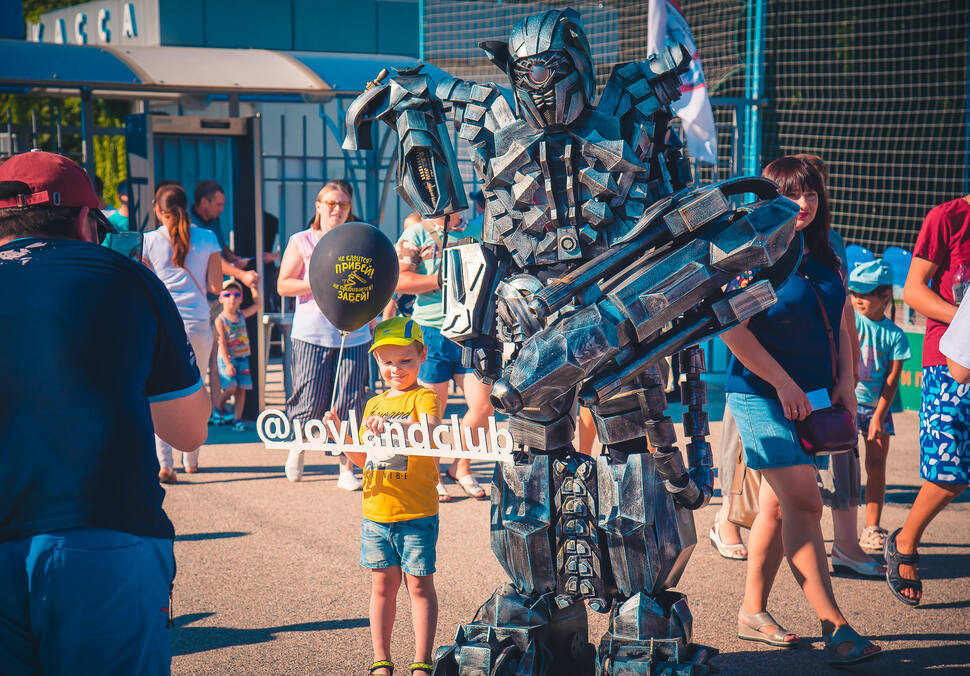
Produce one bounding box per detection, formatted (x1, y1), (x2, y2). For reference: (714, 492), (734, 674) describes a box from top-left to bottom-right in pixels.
(329, 331), (348, 413)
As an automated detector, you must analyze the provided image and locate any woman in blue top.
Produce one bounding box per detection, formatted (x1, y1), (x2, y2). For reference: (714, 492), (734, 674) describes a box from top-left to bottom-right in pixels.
(721, 157), (880, 664)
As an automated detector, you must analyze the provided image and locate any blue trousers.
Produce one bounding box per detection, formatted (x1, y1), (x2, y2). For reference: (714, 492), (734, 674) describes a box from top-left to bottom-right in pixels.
(0, 528), (175, 676)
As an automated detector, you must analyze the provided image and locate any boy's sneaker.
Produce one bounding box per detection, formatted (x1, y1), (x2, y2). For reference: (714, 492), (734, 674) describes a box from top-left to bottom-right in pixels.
(219, 409), (236, 424)
(208, 409), (226, 425)
(337, 471), (363, 492)
(231, 420), (251, 432)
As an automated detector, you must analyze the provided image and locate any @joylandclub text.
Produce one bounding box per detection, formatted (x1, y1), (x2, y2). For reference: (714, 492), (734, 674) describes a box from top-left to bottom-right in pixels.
(256, 409), (515, 462)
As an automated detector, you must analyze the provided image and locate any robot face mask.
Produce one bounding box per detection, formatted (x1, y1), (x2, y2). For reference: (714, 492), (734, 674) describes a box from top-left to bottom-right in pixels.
(482, 9), (595, 129)
(510, 50), (587, 128)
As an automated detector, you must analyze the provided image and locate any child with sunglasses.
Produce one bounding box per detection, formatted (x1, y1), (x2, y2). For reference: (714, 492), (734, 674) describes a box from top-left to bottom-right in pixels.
(214, 279), (259, 430)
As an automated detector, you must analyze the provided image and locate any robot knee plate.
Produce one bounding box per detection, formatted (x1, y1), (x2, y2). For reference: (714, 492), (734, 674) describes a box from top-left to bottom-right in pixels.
(491, 458), (558, 596)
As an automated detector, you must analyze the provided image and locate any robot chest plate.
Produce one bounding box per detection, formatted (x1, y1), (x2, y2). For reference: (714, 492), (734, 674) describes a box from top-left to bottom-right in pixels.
(482, 131), (649, 268)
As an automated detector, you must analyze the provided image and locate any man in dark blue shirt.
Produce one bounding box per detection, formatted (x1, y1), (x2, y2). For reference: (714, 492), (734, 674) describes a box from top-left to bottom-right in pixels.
(0, 151), (210, 675)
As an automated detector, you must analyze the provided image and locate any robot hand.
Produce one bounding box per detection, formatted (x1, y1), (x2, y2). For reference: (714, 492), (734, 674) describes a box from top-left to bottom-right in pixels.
(342, 66), (466, 217)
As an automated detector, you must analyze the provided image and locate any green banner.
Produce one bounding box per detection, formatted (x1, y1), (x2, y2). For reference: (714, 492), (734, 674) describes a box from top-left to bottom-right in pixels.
(899, 331), (925, 411)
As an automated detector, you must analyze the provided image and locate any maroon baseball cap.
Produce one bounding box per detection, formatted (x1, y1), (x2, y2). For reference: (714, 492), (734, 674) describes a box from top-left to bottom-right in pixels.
(0, 150), (117, 238)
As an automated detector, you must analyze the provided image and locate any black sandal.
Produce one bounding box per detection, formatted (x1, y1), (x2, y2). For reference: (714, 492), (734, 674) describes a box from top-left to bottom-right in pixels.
(409, 662), (433, 675)
(368, 660), (394, 675)
(884, 528), (922, 606)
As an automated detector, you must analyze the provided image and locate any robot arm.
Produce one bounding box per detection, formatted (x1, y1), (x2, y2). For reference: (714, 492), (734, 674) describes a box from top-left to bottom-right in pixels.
(488, 178), (801, 415)
(342, 66), (467, 217)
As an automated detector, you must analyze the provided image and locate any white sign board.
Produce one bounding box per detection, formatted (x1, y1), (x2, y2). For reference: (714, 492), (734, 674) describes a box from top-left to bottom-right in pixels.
(256, 409), (516, 464)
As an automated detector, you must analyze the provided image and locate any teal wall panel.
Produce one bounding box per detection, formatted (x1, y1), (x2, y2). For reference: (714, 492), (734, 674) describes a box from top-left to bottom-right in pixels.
(293, 0), (377, 53)
(377, 0), (419, 57)
(203, 0), (293, 49)
(159, 0), (205, 47)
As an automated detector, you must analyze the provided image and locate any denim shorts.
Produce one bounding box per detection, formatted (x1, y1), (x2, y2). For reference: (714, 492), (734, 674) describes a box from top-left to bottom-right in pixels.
(360, 515), (438, 576)
(857, 403), (894, 436)
(418, 325), (469, 384)
(218, 355), (253, 390)
(726, 391), (828, 471)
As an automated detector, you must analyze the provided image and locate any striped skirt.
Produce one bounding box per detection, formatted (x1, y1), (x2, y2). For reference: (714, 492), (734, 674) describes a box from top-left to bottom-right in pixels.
(286, 338), (370, 425)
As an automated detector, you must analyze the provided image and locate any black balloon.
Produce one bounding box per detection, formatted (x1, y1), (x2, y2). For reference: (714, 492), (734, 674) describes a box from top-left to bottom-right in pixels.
(308, 222), (399, 332)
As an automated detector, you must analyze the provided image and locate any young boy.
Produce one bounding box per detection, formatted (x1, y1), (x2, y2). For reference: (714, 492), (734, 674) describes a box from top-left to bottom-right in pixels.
(214, 279), (258, 430)
(328, 317), (440, 676)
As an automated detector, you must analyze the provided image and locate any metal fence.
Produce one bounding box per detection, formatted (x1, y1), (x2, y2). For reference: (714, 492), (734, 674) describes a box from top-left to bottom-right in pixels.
(423, 0), (970, 253)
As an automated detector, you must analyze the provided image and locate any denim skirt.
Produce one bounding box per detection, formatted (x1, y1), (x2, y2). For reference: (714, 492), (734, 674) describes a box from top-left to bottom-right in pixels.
(726, 391), (828, 471)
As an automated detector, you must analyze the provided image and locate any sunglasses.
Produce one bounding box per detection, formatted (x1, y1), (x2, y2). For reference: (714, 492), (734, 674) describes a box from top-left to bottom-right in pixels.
(221, 291), (241, 298)
(319, 200), (351, 210)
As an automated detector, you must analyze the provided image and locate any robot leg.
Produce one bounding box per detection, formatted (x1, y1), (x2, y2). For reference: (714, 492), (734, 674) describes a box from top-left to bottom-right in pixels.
(591, 366), (716, 674)
(434, 451), (597, 675)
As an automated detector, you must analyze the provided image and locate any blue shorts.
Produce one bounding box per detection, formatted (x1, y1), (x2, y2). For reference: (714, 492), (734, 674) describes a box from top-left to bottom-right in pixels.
(218, 355), (253, 390)
(418, 325), (469, 384)
(857, 403), (895, 436)
(360, 515), (438, 576)
(0, 528), (175, 676)
(727, 391), (828, 471)
(920, 365), (970, 484)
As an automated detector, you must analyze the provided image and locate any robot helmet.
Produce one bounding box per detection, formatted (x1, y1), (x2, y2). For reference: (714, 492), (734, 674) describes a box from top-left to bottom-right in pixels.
(482, 9), (595, 129)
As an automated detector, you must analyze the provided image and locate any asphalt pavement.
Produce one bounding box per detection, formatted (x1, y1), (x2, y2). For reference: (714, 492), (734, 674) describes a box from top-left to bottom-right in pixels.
(164, 410), (970, 675)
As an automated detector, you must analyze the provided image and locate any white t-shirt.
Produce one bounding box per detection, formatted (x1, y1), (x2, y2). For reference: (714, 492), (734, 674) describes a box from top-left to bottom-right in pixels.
(143, 225), (221, 328)
(941, 295), (970, 369)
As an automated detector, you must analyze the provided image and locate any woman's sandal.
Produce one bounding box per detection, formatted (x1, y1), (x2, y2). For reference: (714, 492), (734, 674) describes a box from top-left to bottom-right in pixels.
(737, 609), (798, 648)
(709, 516), (747, 560)
(436, 482), (453, 503)
(884, 527), (922, 606)
(408, 662), (433, 675)
(447, 469), (488, 500)
(823, 625), (881, 665)
(859, 525), (887, 554)
(368, 659), (394, 675)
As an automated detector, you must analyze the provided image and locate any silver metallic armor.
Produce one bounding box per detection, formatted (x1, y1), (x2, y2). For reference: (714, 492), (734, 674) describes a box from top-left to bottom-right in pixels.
(344, 8), (801, 675)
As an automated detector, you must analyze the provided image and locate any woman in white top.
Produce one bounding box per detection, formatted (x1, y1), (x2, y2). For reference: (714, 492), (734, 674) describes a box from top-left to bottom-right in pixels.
(277, 180), (372, 488)
(143, 183), (221, 482)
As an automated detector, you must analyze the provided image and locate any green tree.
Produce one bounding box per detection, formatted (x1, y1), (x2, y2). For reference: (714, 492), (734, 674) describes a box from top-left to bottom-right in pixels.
(2, 2), (129, 206)
(23, 0), (77, 24)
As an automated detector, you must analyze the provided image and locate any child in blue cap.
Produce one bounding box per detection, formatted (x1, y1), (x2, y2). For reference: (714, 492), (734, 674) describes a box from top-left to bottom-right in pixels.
(849, 259), (912, 553)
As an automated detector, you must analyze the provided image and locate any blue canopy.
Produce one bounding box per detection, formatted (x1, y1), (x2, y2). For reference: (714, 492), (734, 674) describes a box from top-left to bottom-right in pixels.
(0, 39), (448, 97)
(0, 39), (142, 90)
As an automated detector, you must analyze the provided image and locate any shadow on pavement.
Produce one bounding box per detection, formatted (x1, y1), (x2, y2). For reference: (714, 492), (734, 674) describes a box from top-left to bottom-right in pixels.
(204, 425), (260, 445)
(171, 613), (369, 655)
(884, 483), (970, 504)
(170, 464), (341, 485)
(175, 531), (249, 542)
(907, 552), (970, 581)
(713, 638), (970, 674)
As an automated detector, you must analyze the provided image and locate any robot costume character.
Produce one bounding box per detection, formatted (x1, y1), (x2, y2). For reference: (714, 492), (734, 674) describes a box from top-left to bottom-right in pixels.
(344, 9), (802, 675)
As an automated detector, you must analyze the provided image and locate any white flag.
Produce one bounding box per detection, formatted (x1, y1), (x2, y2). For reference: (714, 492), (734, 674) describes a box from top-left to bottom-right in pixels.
(648, 0), (718, 165)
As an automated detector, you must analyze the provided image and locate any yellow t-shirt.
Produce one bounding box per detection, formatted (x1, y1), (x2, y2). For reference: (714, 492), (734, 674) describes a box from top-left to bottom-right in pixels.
(360, 387), (440, 523)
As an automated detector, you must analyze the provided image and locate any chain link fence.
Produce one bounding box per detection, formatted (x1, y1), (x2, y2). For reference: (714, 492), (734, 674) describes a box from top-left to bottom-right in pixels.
(423, 0), (969, 252)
